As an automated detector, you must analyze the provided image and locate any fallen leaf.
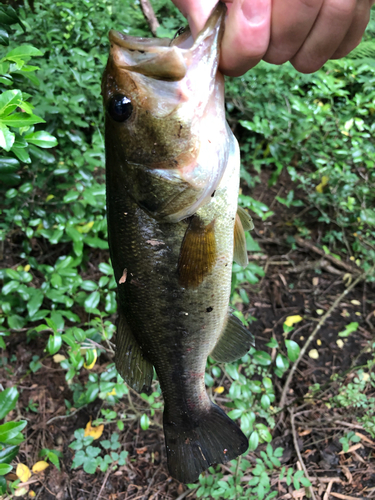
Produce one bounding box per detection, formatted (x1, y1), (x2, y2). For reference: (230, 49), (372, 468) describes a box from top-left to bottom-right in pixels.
(312, 277), (319, 286)
(316, 339), (322, 346)
(84, 420), (104, 440)
(16, 463), (32, 483)
(32, 461), (49, 473)
(284, 315), (303, 327)
(336, 339), (344, 349)
(309, 349), (319, 359)
(14, 486), (29, 497)
(316, 309), (324, 316)
(338, 443), (363, 455)
(214, 386), (224, 394)
(53, 354), (66, 363)
(29, 491), (36, 498)
(350, 299), (361, 306)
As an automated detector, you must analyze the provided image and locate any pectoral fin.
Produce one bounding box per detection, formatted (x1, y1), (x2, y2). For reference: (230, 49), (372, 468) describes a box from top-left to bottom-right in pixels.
(178, 216), (216, 288)
(237, 206), (254, 232)
(210, 313), (255, 363)
(233, 213), (248, 267)
(116, 312), (153, 395)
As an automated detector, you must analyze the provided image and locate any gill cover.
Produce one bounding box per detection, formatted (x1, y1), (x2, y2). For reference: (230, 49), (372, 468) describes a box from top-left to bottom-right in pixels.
(102, 2), (229, 222)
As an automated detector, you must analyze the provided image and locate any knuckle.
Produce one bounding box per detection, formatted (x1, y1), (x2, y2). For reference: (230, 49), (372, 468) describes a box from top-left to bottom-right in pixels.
(326, 0), (356, 18)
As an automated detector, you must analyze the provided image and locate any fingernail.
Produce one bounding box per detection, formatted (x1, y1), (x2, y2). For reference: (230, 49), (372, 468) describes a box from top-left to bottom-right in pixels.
(241, 0), (270, 25)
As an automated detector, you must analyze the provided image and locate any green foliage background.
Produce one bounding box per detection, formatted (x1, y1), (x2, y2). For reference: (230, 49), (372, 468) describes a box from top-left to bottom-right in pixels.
(0, 1), (374, 498)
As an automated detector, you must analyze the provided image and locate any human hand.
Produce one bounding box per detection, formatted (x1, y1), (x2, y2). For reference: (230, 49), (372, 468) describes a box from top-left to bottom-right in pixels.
(172, 0), (374, 76)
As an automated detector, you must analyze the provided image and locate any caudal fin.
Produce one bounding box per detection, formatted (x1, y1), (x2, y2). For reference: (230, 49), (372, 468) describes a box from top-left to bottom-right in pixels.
(164, 403), (248, 483)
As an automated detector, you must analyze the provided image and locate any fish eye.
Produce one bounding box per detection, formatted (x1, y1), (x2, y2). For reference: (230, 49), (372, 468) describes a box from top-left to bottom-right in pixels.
(108, 94), (133, 122)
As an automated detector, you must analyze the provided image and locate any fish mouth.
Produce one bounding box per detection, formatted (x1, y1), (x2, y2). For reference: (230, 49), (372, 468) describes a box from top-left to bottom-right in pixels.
(108, 1), (226, 82)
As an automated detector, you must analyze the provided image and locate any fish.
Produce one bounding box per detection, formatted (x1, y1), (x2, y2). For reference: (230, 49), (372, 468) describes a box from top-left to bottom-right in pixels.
(101, 1), (254, 483)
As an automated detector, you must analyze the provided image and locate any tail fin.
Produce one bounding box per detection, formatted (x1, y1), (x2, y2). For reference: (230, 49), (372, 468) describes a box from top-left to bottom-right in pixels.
(163, 403), (248, 483)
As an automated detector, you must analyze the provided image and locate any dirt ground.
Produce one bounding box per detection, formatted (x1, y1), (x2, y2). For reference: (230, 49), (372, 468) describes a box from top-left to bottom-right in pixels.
(1, 168), (375, 499)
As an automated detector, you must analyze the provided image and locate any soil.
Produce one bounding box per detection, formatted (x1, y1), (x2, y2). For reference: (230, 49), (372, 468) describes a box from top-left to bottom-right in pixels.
(1, 167), (374, 500)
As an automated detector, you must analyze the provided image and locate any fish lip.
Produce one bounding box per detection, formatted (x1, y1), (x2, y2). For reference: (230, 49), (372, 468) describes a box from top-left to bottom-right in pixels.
(107, 1), (227, 82)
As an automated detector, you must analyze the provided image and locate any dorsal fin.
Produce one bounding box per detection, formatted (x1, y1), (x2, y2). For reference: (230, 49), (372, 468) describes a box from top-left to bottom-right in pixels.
(178, 216), (216, 288)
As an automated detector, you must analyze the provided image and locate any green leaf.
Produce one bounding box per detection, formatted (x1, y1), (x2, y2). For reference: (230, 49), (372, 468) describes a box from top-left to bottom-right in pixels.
(253, 351), (272, 366)
(0, 387), (19, 420)
(5, 45), (43, 60)
(47, 335), (62, 355)
(0, 156), (19, 173)
(84, 291), (100, 310)
(249, 431), (259, 451)
(0, 464), (12, 476)
(285, 340), (300, 362)
(7, 314), (26, 330)
(0, 421), (27, 443)
(0, 26), (9, 46)
(24, 131), (57, 148)
(140, 414), (150, 430)
(0, 6), (20, 26)
(27, 289), (44, 318)
(0, 122), (14, 151)
(0, 445), (19, 464)
(1, 113), (45, 127)
(0, 89), (22, 116)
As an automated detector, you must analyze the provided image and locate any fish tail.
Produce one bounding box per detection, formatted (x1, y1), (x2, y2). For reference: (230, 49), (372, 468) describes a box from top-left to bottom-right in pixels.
(163, 402), (248, 483)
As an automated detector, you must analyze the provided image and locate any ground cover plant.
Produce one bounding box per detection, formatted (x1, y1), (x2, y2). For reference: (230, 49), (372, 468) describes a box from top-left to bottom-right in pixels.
(0, 1), (374, 498)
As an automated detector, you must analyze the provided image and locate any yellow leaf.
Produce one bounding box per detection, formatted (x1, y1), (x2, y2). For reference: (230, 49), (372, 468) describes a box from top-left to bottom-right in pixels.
(24, 264), (31, 272)
(316, 339), (322, 346)
(77, 221), (95, 233)
(84, 420), (104, 440)
(350, 256), (355, 261)
(284, 315), (303, 327)
(316, 175), (329, 193)
(316, 309), (324, 316)
(45, 194), (54, 202)
(84, 349), (97, 369)
(214, 386), (224, 394)
(36, 222), (43, 232)
(107, 388), (116, 396)
(29, 491), (36, 498)
(351, 300), (361, 306)
(32, 461), (49, 473)
(336, 339), (344, 349)
(53, 354), (66, 363)
(16, 463), (32, 483)
(308, 349), (319, 360)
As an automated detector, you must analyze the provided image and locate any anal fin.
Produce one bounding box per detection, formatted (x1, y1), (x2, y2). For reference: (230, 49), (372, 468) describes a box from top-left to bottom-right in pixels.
(210, 313), (255, 363)
(115, 312), (153, 395)
(178, 215), (216, 288)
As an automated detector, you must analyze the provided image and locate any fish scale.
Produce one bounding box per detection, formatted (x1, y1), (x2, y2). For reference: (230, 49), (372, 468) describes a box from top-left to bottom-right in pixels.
(102, 1), (254, 483)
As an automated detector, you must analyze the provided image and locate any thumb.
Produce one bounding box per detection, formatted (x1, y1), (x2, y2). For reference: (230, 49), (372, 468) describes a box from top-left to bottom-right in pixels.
(220, 0), (272, 76)
(172, 0), (218, 38)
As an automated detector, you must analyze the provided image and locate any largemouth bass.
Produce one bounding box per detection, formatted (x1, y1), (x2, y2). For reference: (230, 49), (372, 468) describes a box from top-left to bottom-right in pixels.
(102, 2), (254, 483)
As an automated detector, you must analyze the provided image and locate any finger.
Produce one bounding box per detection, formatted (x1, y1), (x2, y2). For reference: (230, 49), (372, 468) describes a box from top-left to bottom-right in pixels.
(220, 0), (272, 76)
(331, 0), (371, 58)
(291, 0), (357, 73)
(264, 0), (323, 65)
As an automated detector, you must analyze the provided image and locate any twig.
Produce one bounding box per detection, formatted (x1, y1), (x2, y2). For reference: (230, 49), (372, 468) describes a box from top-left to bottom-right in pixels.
(289, 408), (317, 500)
(294, 236), (359, 274)
(96, 467), (111, 499)
(46, 404), (87, 425)
(330, 493), (366, 500)
(280, 270), (369, 409)
(139, 0), (160, 36)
